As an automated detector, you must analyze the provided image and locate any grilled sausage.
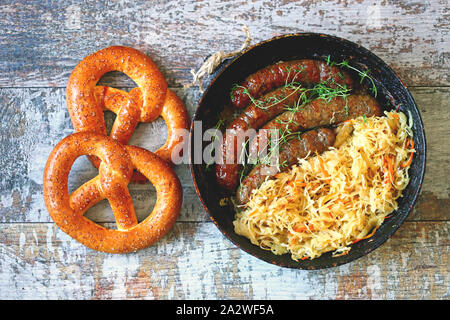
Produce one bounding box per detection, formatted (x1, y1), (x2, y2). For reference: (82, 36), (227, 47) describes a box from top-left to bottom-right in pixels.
(236, 128), (336, 205)
(230, 59), (354, 109)
(248, 94), (381, 158)
(215, 87), (303, 191)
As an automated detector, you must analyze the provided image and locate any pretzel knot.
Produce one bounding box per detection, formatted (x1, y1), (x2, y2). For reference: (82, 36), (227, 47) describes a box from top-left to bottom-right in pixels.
(66, 46), (189, 181)
(43, 132), (182, 253)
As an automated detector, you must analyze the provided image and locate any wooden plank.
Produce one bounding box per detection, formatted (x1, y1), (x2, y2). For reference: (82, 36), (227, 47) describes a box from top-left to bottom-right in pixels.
(0, 221), (447, 299)
(409, 87), (450, 221)
(0, 0), (448, 88)
(0, 0), (447, 302)
(1, 86), (448, 224)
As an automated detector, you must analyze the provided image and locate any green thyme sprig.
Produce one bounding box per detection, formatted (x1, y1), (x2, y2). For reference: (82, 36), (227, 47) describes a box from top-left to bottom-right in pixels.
(326, 55), (378, 97)
(235, 84), (352, 174)
(237, 79), (352, 169)
(231, 56), (378, 179)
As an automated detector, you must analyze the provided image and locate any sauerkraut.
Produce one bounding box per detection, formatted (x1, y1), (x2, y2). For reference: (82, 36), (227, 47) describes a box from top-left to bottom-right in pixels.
(233, 111), (415, 261)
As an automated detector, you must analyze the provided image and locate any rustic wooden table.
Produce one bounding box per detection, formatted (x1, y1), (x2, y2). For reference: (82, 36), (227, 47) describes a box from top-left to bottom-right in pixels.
(0, 0), (448, 300)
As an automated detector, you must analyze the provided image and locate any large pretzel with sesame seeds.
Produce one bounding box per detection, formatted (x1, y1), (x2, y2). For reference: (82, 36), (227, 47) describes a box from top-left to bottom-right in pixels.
(43, 132), (182, 253)
(66, 46), (189, 181)
(93, 86), (189, 163)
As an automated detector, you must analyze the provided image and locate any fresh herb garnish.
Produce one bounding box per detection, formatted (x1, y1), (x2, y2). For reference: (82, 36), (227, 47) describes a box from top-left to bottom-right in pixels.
(326, 55), (378, 97)
(230, 56), (378, 178)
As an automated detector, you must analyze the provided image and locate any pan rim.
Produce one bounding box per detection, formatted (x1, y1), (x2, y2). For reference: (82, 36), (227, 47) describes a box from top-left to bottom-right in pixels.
(189, 32), (427, 269)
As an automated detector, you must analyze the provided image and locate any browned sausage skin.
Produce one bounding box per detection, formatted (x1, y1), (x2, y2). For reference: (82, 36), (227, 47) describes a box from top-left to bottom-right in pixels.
(249, 94), (382, 158)
(230, 59), (354, 109)
(217, 94), (381, 192)
(216, 87), (304, 191)
(236, 128), (336, 205)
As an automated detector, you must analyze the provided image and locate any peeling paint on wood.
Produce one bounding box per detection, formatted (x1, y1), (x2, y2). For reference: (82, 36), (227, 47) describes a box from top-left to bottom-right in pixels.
(0, 222), (447, 299)
(0, 0), (448, 87)
(0, 0), (448, 300)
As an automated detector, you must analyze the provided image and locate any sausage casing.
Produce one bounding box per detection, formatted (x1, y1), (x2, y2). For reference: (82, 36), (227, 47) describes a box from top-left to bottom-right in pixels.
(249, 94), (381, 158)
(236, 128), (336, 205)
(216, 87), (303, 191)
(230, 59), (354, 109)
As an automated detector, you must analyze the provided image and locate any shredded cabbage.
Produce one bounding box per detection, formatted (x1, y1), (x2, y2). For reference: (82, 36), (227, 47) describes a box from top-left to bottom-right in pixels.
(233, 111), (415, 261)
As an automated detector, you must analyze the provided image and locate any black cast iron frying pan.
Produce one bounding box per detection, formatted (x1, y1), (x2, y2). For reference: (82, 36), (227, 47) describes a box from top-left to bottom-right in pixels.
(189, 33), (426, 269)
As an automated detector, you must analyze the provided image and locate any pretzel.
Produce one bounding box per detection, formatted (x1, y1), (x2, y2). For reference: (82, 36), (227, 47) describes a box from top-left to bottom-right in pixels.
(43, 132), (182, 253)
(66, 46), (189, 181)
(93, 86), (189, 164)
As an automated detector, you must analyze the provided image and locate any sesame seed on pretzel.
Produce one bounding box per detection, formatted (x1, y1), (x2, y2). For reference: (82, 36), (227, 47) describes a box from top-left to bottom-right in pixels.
(66, 46), (189, 182)
(43, 132), (182, 253)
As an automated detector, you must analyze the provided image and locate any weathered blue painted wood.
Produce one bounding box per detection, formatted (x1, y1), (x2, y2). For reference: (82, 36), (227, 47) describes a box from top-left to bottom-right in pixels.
(0, 0), (448, 300)
(0, 0), (448, 87)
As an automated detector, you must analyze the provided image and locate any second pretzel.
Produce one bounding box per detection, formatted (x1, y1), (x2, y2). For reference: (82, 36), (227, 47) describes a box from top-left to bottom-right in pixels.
(66, 46), (189, 181)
